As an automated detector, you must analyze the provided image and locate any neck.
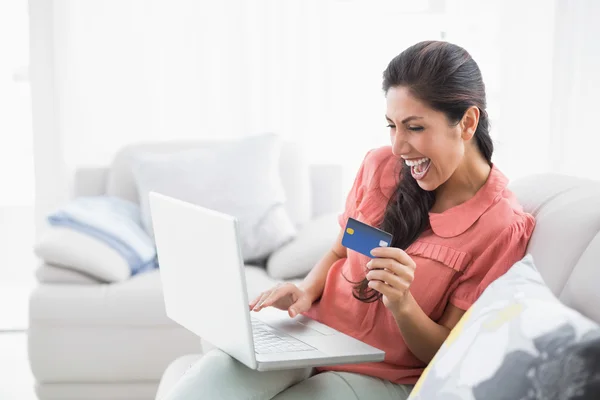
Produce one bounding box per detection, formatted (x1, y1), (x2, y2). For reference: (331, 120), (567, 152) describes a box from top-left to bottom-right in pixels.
(432, 151), (491, 213)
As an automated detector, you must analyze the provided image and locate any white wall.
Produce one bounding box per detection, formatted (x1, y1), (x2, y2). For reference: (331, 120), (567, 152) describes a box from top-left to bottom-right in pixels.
(0, 0), (34, 207)
(29, 0), (68, 237)
(549, 0), (600, 179)
(492, 0), (557, 180)
(28, 0), (600, 237)
(28, 0), (458, 233)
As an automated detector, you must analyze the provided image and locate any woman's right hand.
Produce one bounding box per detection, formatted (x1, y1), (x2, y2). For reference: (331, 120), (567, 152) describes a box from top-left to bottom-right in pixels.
(249, 283), (313, 318)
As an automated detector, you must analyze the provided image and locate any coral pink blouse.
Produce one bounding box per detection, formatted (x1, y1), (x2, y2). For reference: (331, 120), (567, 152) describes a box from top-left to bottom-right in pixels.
(304, 146), (535, 384)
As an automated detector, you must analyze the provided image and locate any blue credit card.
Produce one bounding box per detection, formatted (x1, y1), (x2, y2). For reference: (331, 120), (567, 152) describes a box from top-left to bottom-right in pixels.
(341, 217), (393, 258)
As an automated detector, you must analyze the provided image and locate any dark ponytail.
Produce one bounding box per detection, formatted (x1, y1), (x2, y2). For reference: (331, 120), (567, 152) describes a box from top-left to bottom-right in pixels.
(351, 41), (494, 302)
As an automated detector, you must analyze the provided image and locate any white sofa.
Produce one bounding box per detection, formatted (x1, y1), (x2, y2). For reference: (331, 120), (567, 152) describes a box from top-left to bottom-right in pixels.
(28, 140), (346, 400)
(155, 173), (600, 398)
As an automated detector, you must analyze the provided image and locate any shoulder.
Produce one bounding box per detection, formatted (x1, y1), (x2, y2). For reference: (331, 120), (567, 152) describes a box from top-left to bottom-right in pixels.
(429, 164), (535, 240)
(477, 185), (536, 246)
(346, 146), (399, 224)
(363, 145), (394, 163)
(359, 146), (399, 190)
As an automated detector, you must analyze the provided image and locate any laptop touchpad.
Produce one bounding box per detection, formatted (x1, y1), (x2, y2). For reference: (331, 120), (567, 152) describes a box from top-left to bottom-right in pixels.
(254, 308), (337, 336)
(273, 319), (324, 336)
(272, 316), (338, 337)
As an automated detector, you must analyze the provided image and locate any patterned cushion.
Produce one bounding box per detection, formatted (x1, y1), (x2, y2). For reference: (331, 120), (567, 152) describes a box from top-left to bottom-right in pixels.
(408, 254), (600, 400)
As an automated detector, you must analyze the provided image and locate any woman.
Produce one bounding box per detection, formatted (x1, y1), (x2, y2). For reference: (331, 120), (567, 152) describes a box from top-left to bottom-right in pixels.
(164, 40), (535, 400)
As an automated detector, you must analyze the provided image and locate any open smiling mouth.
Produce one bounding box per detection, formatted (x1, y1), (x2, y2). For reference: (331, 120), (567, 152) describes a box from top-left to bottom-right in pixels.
(405, 157), (431, 180)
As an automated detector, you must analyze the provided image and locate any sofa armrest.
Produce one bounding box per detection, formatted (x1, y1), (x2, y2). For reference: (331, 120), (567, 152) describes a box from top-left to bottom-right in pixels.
(266, 212), (340, 280)
(72, 166), (109, 199)
(35, 263), (104, 285)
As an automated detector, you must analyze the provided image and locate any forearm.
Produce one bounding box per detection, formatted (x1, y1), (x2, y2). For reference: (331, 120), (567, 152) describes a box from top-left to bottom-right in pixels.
(298, 250), (342, 303)
(394, 293), (451, 364)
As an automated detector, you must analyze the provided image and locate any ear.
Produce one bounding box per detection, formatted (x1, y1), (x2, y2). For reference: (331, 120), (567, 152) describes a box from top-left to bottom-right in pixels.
(460, 106), (480, 141)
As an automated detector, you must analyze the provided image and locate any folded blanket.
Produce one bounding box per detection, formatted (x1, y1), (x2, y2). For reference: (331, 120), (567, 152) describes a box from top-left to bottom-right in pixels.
(47, 196), (158, 275)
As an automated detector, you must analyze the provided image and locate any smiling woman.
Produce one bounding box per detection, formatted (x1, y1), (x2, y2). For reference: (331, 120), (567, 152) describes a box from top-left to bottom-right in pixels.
(163, 40), (536, 400)
(347, 40), (495, 303)
(301, 40), (534, 381)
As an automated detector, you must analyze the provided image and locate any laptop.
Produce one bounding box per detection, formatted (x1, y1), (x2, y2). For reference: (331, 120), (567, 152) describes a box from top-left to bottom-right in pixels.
(149, 192), (385, 371)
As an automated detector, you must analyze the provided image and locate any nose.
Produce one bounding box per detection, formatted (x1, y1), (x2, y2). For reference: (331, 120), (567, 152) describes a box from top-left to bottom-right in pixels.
(391, 131), (411, 156)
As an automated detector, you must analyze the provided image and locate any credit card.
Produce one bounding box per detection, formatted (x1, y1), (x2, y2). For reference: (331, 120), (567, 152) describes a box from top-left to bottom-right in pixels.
(341, 217), (393, 258)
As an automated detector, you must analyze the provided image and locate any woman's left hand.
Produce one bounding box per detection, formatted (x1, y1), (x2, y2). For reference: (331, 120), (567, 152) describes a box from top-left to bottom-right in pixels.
(367, 247), (416, 314)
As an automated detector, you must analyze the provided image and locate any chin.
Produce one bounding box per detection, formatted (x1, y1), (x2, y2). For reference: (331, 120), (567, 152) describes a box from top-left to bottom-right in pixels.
(416, 180), (438, 192)
(413, 167), (440, 192)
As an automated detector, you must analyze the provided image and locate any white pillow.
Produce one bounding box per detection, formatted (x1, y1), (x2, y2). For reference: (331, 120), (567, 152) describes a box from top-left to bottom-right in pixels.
(34, 227), (131, 282)
(267, 213), (339, 279)
(131, 133), (297, 261)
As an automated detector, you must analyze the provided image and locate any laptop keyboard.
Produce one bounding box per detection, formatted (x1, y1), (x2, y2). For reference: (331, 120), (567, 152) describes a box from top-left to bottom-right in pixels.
(251, 318), (316, 354)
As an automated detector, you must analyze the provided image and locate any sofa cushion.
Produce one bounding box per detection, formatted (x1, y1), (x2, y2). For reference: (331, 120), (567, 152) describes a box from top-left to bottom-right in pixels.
(28, 271), (202, 384)
(267, 213), (339, 280)
(29, 270), (201, 383)
(28, 265), (288, 384)
(30, 266), (281, 327)
(106, 139), (312, 229)
(30, 269), (170, 326)
(408, 255), (600, 400)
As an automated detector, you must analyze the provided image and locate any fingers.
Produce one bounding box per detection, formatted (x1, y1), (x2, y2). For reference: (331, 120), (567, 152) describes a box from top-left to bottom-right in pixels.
(367, 279), (400, 298)
(366, 258), (414, 282)
(249, 283), (310, 317)
(288, 297), (311, 318)
(258, 283), (295, 310)
(249, 290), (268, 309)
(366, 268), (410, 291)
(252, 283), (296, 312)
(249, 292), (267, 310)
(250, 291), (272, 311)
(370, 247), (416, 269)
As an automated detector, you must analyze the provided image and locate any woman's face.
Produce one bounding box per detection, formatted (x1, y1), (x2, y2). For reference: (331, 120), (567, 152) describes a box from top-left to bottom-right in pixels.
(385, 86), (471, 192)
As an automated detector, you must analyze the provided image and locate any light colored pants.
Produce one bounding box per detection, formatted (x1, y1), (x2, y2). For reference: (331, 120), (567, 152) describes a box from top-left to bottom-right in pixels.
(163, 350), (413, 400)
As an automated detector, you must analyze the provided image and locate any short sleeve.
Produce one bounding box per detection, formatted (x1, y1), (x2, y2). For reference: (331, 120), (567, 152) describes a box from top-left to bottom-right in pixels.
(449, 213), (536, 310)
(337, 150), (372, 228)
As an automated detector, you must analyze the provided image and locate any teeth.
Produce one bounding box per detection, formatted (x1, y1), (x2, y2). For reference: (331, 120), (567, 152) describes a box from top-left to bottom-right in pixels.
(404, 157), (429, 167)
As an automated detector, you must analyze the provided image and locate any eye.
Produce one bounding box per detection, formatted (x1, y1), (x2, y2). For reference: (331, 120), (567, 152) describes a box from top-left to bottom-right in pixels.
(386, 124), (396, 129)
(408, 126), (424, 132)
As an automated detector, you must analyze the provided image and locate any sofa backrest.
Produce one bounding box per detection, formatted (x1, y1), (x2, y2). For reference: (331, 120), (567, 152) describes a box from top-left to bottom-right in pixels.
(72, 140), (345, 228)
(74, 151), (600, 321)
(509, 173), (600, 324)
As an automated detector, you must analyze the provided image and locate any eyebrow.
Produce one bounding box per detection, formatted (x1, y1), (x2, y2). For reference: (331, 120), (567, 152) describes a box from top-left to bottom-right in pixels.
(385, 115), (424, 124)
